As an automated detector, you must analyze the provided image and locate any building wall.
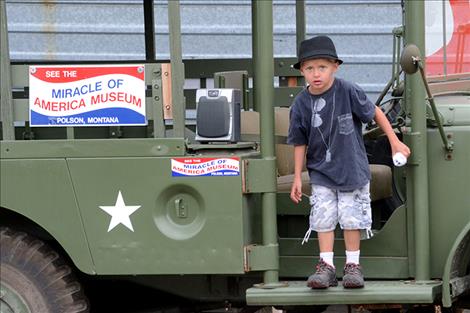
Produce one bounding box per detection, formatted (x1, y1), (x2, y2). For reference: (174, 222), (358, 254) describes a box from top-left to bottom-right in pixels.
(5, 0), (402, 100)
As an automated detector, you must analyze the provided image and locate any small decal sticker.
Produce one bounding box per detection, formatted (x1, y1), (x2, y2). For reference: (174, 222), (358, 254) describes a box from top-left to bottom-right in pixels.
(171, 157), (240, 177)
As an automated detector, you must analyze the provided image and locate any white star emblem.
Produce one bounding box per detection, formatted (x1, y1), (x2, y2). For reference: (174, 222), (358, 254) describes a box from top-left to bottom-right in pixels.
(99, 191), (142, 232)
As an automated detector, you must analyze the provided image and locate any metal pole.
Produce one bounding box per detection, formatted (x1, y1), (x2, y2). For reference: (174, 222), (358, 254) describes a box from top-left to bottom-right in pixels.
(442, 0), (448, 76)
(392, 33), (397, 84)
(405, 0), (430, 281)
(0, 1), (15, 140)
(252, 0), (280, 286)
(418, 64), (452, 151)
(295, 0), (306, 48)
(143, 0), (156, 62)
(251, 1), (258, 112)
(168, 0), (185, 137)
(295, 0), (306, 86)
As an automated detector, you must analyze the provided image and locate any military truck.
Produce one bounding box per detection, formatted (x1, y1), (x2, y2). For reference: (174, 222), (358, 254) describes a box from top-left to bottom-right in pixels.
(1, 1), (470, 312)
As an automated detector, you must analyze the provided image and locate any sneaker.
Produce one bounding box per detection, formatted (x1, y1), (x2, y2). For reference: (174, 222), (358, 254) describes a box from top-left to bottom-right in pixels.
(342, 263), (365, 288)
(307, 259), (338, 289)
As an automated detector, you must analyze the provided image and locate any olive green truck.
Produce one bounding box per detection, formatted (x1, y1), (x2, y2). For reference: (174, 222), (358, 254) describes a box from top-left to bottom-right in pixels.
(1, 1), (470, 312)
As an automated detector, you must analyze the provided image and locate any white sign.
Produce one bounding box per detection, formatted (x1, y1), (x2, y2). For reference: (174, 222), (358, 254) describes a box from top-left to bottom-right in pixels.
(29, 65), (146, 126)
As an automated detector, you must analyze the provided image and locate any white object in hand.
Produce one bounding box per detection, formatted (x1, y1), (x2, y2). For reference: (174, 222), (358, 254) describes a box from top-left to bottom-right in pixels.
(393, 152), (407, 167)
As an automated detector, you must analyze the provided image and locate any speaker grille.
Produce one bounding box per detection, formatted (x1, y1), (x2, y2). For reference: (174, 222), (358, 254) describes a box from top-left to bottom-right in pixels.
(196, 97), (230, 138)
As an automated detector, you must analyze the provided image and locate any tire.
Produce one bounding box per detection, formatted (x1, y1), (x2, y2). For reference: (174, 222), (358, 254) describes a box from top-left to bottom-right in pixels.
(279, 305), (328, 313)
(0, 227), (89, 313)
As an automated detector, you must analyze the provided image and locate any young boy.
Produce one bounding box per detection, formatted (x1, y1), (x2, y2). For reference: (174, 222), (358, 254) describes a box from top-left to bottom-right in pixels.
(287, 35), (410, 289)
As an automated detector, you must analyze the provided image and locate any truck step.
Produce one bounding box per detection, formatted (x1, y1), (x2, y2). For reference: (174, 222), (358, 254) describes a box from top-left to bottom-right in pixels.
(246, 280), (442, 306)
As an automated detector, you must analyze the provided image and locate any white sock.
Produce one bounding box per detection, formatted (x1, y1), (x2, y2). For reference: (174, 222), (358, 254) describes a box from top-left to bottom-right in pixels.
(320, 252), (334, 268)
(346, 250), (360, 265)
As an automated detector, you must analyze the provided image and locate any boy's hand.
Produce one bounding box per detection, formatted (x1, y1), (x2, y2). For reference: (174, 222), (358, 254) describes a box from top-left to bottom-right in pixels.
(390, 139), (411, 158)
(290, 179), (303, 204)
(291, 145), (306, 204)
(373, 107), (411, 159)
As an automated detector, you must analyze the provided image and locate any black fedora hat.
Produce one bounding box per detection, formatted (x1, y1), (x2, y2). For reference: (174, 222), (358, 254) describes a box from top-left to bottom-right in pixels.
(293, 35), (343, 70)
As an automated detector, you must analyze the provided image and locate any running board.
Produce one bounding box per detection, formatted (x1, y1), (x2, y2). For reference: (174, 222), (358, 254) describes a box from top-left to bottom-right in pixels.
(246, 280), (442, 306)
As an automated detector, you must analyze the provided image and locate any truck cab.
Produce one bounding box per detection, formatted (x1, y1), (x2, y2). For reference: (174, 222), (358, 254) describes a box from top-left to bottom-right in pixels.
(1, 1), (470, 312)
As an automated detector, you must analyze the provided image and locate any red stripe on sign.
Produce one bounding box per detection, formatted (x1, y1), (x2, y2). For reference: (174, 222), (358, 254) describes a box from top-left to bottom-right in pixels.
(426, 0), (470, 75)
(31, 66), (144, 83)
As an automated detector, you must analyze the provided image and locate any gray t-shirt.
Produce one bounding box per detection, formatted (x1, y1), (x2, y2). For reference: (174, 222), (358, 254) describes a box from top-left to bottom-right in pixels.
(287, 78), (376, 190)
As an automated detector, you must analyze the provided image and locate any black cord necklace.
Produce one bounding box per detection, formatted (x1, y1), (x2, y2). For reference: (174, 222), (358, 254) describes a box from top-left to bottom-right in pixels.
(310, 85), (336, 163)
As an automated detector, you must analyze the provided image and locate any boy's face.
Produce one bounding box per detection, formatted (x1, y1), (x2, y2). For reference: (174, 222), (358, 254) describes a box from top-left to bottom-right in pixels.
(300, 58), (339, 94)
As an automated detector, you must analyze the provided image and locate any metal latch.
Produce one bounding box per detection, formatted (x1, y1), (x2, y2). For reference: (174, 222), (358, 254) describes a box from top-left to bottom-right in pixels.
(174, 198), (187, 218)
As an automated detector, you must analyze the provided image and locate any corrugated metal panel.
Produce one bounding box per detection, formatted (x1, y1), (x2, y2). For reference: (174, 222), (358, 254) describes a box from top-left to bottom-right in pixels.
(5, 0), (402, 99)
(6, 0), (145, 60)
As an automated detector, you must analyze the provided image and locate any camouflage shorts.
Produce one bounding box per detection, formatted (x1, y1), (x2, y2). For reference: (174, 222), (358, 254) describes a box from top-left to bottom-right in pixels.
(303, 183), (372, 242)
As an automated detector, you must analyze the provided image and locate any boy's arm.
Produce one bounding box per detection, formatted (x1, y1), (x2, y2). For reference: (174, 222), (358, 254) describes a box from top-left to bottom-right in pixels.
(373, 106), (411, 157)
(290, 145), (306, 204)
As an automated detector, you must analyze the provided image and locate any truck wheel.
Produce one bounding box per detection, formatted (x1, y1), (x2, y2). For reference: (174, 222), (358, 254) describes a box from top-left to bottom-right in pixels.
(0, 227), (89, 313)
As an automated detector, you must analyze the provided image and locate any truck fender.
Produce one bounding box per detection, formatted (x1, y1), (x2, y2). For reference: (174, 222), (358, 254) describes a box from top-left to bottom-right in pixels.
(442, 222), (470, 307)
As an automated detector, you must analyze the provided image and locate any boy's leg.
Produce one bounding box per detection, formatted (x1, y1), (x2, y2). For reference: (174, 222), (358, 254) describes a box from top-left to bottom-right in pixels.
(342, 230), (365, 288)
(318, 230), (335, 252)
(344, 229), (361, 269)
(308, 232), (338, 289)
(318, 231), (335, 268)
(338, 183), (371, 288)
(307, 185), (338, 289)
(343, 229), (360, 251)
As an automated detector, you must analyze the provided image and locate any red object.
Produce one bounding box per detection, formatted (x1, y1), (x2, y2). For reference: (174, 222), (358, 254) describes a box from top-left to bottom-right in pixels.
(426, 0), (470, 75)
